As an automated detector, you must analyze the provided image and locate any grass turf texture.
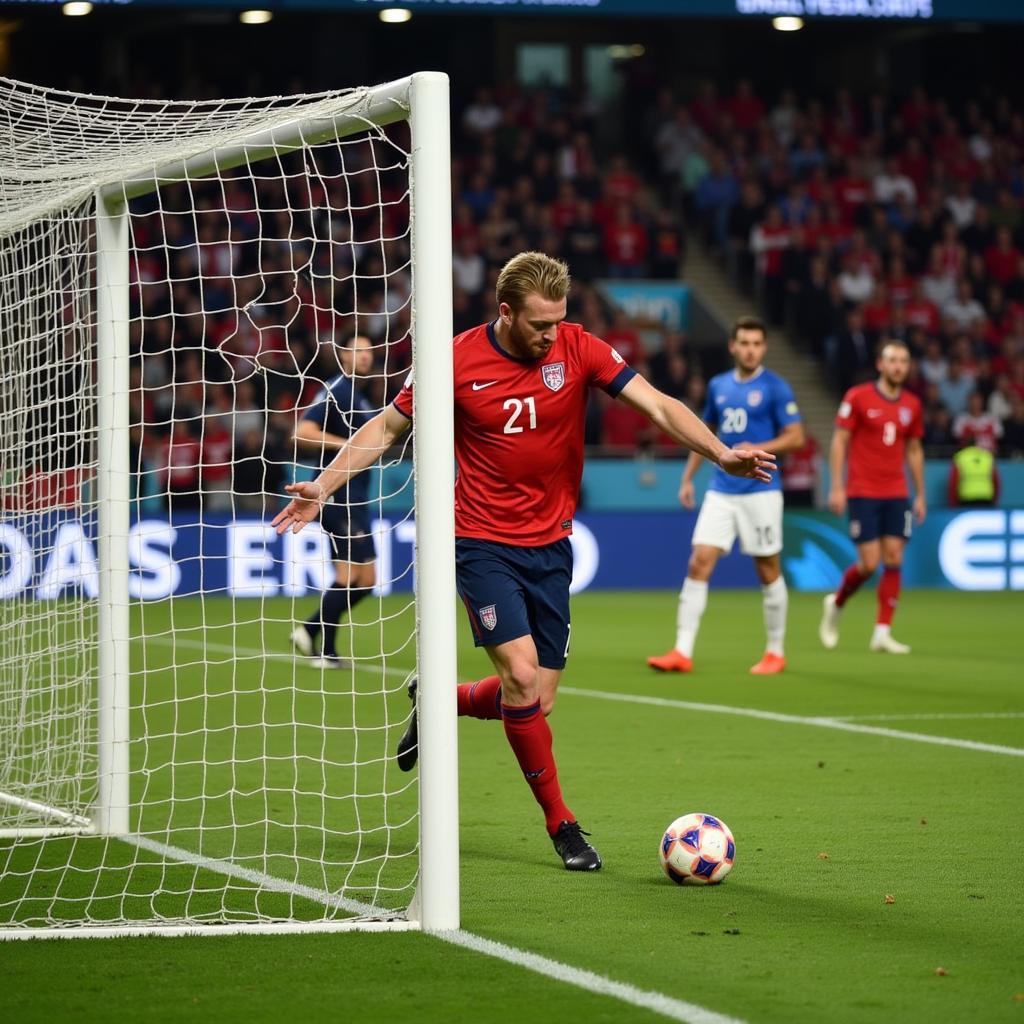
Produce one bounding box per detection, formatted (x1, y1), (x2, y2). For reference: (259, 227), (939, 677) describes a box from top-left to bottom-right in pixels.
(2, 589), (1022, 1023)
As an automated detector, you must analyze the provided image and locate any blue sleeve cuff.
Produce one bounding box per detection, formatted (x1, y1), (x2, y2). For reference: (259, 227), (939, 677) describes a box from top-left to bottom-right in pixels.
(603, 366), (637, 398)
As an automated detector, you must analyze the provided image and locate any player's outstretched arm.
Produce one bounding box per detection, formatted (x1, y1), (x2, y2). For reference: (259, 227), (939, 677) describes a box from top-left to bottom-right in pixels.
(616, 375), (775, 482)
(827, 428), (850, 516)
(272, 405), (411, 535)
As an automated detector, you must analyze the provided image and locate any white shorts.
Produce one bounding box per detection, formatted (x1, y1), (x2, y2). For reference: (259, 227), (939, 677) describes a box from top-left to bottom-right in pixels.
(691, 489), (784, 557)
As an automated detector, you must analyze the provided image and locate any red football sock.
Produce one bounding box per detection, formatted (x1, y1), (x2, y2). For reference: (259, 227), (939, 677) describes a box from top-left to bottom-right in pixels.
(877, 567), (901, 626)
(501, 701), (574, 836)
(835, 563), (869, 608)
(456, 676), (502, 720)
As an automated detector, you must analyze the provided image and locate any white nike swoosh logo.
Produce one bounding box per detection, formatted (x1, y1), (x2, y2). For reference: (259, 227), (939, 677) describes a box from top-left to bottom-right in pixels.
(472, 381), (498, 391)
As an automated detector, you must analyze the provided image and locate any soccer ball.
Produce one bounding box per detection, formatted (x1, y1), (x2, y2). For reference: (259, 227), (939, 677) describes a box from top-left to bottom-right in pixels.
(659, 812), (735, 885)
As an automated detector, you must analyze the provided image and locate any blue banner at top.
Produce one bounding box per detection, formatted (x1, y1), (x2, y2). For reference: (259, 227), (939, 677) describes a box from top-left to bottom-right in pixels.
(16, 0), (1024, 20)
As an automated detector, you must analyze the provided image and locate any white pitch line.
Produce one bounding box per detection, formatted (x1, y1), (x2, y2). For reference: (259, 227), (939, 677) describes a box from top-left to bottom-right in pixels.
(560, 687), (1024, 758)
(119, 835), (742, 1024)
(830, 711), (1024, 722)
(125, 833), (386, 919)
(140, 635), (410, 677)
(142, 637), (1021, 756)
(436, 929), (745, 1024)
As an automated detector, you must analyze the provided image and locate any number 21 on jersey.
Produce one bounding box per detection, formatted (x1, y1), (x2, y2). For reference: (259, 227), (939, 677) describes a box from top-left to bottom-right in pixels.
(503, 396), (537, 434)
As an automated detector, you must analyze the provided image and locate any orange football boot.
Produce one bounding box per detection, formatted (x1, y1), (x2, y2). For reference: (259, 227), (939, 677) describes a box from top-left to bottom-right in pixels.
(749, 652), (786, 675)
(646, 650), (693, 673)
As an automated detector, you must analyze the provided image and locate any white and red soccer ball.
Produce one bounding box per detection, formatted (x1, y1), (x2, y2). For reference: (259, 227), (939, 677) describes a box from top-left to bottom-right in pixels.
(660, 812), (735, 885)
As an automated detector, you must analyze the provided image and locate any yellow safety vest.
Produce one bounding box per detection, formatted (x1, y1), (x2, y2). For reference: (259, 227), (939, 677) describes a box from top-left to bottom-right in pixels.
(954, 446), (996, 502)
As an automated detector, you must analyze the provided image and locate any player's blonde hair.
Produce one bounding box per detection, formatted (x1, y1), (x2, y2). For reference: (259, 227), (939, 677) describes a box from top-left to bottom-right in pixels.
(495, 251), (571, 312)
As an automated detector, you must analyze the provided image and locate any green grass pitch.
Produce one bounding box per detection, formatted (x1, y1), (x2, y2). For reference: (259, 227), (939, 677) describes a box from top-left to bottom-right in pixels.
(2, 589), (1022, 1023)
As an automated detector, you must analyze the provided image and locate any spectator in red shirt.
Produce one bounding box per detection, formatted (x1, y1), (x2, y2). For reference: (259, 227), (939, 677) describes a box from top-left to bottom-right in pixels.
(604, 308), (647, 370)
(782, 433), (821, 507)
(604, 203), (649, 278)
(550, 181), (579, 231)
(727, 79), (766, 133)
(603, 155), (642, 207)
(834, 158), (872, 225)
(953, 391), (1004, 453)
(750, 204), (791, 322)
(900, 87), (931, 136)
(887, 256), (916, 306)
(933, 220), (968, 281)
(689, 79), (722, 135)
(985, 227), (1021, 286)
(862, 282), (893, 337)
(899, 137), (931, 199)
(158, 421), (202, 512)
(200, 413), (234, 512)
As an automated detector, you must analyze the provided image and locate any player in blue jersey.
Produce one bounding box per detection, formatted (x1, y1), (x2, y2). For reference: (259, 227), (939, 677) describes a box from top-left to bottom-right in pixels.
(290, 334), (379, 668)
(648, 316), (805, 675)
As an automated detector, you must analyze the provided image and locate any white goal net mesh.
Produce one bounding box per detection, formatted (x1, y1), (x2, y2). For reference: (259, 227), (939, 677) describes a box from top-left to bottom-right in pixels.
(0, 77), (425, 931)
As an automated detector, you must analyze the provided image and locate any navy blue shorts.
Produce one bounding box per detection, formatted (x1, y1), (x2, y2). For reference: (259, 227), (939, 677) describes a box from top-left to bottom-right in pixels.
(847, 497), (912, 544)
(321, 503), (376, 564)
(456, 537), (572, 670)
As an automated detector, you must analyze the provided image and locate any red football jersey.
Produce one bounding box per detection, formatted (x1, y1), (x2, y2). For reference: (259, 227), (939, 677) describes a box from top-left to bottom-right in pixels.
(394, 320), (634, 546)
(835, 383), (923, 499)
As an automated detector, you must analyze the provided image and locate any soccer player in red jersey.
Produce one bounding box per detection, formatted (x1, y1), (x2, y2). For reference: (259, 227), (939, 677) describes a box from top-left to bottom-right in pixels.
(819, 341), (926, 654)
(273, 252), (775, 872)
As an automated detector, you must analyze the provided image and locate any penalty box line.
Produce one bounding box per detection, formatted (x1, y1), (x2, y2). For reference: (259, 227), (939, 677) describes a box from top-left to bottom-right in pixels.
(118, 835), (744, 1024)
(561, 688), (1024, 758)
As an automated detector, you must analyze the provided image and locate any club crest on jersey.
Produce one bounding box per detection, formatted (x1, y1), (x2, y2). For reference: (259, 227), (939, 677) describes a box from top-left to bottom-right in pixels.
(899, 407), (912, 425)
(541, 362), (566, 392)
(747, 390), (762, 407)
(479, 604), (497, 631)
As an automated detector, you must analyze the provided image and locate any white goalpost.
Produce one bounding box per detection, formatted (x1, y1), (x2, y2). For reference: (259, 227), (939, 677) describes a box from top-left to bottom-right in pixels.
(0, 72), (458, 935)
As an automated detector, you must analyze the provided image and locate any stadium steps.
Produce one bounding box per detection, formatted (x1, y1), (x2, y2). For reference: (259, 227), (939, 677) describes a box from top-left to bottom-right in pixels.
(684, 243), (837, 447)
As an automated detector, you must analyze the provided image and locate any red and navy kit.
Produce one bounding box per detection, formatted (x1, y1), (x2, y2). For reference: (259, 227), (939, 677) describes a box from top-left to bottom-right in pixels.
(394, 319), (635, 666)
(835, 383), (923, 543)
(393, 320), (635, 546)
(835, 383), (923, 499)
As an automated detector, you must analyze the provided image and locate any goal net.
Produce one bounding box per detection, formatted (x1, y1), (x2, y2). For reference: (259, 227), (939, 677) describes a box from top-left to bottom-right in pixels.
(0, 73), (458, 936)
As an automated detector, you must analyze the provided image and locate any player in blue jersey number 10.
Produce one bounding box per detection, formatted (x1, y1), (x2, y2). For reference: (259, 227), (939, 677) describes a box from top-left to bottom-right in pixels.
(648, 316), (805, 676)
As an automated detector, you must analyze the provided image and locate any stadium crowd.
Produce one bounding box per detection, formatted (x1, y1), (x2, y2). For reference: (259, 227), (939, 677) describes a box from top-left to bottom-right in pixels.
(658, 80), (1024, 458)
(127, 78), (1024, 509)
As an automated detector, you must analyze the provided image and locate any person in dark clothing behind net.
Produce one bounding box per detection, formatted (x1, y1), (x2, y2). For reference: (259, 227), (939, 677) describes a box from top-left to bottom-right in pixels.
(290, 334), (379, 669)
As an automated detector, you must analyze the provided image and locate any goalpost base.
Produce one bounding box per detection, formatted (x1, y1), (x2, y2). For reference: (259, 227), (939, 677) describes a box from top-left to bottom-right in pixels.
(0, 827), (95, 839)
(0, 790), (94, 837)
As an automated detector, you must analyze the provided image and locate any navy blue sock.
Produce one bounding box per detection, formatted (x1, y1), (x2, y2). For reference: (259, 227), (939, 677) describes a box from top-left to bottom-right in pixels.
(319, 585), (372, 657)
